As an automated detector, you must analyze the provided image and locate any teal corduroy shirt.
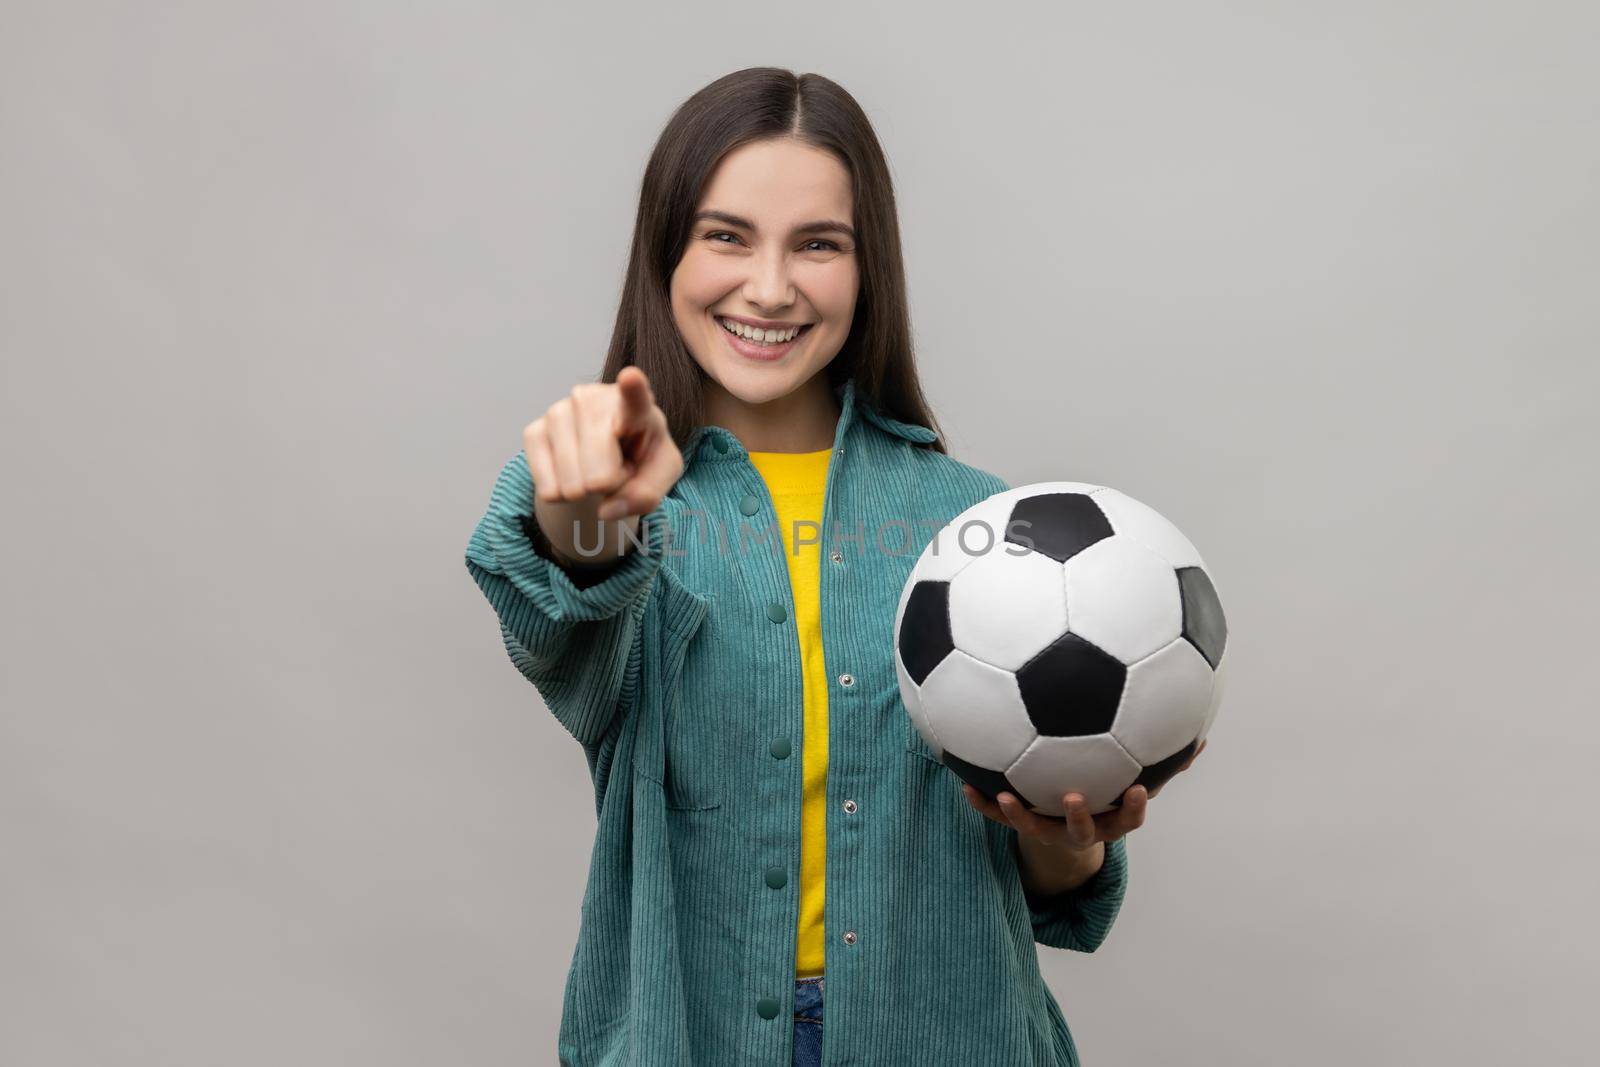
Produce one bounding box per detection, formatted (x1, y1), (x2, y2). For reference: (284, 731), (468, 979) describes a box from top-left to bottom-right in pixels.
(465, 375), (1130, 1066)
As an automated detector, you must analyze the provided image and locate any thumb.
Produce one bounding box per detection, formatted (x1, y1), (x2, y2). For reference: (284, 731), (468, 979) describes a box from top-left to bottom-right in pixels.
(597, 432), (680, 521)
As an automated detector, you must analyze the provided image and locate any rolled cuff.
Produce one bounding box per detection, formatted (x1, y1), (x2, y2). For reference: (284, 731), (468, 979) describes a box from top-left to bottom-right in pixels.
(467, 450), (669, 624)
(1024, 836), (1129, 953)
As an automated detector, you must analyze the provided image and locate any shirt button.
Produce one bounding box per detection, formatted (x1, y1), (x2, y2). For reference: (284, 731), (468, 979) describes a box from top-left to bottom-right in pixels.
(769, 738), (792, 760)
(713, 436), (730, 454)
(764, 866), (787, 890)
(842, 799), (858, 814)
(766, 602), (788, 623)
(842, 930), (857, 946)
(829, 549), (843, 564)
(838, 673), (854, 688)
(756, 996), (780, 1020)
(739, 494), (761, 516)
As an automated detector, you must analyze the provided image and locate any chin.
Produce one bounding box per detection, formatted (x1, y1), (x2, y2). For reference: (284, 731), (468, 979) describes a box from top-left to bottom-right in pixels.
(703, 349), (811, 400)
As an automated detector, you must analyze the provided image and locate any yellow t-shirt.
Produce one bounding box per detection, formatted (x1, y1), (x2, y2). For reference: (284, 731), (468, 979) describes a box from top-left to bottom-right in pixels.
(747, 446), (832, 980)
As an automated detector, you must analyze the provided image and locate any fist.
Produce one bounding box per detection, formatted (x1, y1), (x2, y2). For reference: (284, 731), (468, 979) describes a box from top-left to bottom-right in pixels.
(523, 366), (683, 522)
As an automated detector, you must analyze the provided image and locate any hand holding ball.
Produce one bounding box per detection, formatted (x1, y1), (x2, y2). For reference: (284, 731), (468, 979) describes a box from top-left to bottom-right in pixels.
(893, 482), (1229, 818)
(960, 739), (1206, 848)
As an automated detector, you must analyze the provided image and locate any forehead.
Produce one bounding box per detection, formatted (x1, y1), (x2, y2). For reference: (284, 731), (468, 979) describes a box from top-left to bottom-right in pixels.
(697, 138), (853, 226)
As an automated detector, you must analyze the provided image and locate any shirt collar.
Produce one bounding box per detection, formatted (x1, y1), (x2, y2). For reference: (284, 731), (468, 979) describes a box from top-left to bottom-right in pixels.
(683, 375), (938, 468)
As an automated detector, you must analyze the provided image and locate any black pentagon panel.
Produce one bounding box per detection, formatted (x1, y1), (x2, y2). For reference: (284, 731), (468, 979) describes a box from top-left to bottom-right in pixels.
(1108, 738), (1200, 808)
(1014, 632), (1126, 736)
(941, 751), (1021, 805)
(899, 580), (955, 685)
(1178, 566), (1227, 669)
(1003, 493), (1115, 564)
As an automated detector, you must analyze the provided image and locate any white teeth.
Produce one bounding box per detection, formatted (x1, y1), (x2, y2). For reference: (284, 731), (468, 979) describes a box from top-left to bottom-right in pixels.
(718, 317), (804, 344)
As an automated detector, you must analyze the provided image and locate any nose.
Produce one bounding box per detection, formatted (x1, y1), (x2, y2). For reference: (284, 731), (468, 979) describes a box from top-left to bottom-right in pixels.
(742, 245), (795, 311)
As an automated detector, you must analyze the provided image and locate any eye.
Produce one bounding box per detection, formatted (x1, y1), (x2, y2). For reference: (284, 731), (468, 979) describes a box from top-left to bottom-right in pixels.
(703, 231), (843, 252)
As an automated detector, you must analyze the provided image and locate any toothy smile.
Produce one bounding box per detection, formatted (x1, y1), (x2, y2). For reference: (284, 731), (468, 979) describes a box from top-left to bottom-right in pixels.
(716, 316), (814, 346)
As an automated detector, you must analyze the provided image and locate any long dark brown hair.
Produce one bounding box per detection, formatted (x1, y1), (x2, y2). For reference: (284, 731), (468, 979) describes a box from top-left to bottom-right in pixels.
(597, 67), (948, 455)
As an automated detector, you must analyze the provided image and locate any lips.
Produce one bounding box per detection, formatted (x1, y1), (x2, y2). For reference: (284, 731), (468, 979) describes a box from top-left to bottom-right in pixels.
(716, 316), (813, 362)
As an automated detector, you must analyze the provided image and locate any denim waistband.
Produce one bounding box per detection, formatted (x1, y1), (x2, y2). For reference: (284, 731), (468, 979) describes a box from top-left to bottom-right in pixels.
(793, 974), (824, 1022)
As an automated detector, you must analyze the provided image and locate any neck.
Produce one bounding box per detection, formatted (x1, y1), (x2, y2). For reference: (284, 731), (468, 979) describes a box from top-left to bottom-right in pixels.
(703, 372), (841, 453)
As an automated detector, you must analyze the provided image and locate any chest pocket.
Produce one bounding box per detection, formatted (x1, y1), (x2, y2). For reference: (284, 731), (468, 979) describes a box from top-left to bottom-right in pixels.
(631, 566), (722, 811)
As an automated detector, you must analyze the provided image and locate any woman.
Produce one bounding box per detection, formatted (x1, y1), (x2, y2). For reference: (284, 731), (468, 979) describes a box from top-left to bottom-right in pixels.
(465, 67), (1202, 1067)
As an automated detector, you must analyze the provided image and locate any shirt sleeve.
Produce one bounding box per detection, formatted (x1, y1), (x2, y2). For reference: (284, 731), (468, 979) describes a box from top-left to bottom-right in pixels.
(464, 449), (669, 748)
(1018, 836), (1130, 953)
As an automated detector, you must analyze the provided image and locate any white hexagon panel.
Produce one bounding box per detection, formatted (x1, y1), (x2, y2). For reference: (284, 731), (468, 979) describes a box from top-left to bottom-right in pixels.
(948, 548), (1068, 672)
(1061, 537), (1184, 665)
(918, 649), (1035, 775)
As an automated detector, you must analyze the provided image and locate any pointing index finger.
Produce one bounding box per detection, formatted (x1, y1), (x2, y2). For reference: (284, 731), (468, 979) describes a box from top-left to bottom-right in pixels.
(615, 367), (653, 430)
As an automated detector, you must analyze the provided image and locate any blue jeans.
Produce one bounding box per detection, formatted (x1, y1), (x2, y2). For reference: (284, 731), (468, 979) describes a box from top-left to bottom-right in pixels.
(792, 975), (824, 1067)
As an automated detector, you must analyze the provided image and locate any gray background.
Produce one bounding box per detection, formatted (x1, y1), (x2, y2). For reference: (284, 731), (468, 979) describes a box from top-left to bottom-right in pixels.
(4, 2), (1595, 1064)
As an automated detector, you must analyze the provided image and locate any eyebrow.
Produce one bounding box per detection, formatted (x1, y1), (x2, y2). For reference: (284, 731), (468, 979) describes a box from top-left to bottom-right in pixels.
(692, 210), (856, 241)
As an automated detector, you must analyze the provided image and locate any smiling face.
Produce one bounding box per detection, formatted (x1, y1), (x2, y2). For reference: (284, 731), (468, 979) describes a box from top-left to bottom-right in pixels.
(669, 136), (859, 414)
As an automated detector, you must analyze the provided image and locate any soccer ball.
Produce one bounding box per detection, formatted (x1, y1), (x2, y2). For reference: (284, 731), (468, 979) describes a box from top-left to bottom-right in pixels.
(893, 482), (1228, 817)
